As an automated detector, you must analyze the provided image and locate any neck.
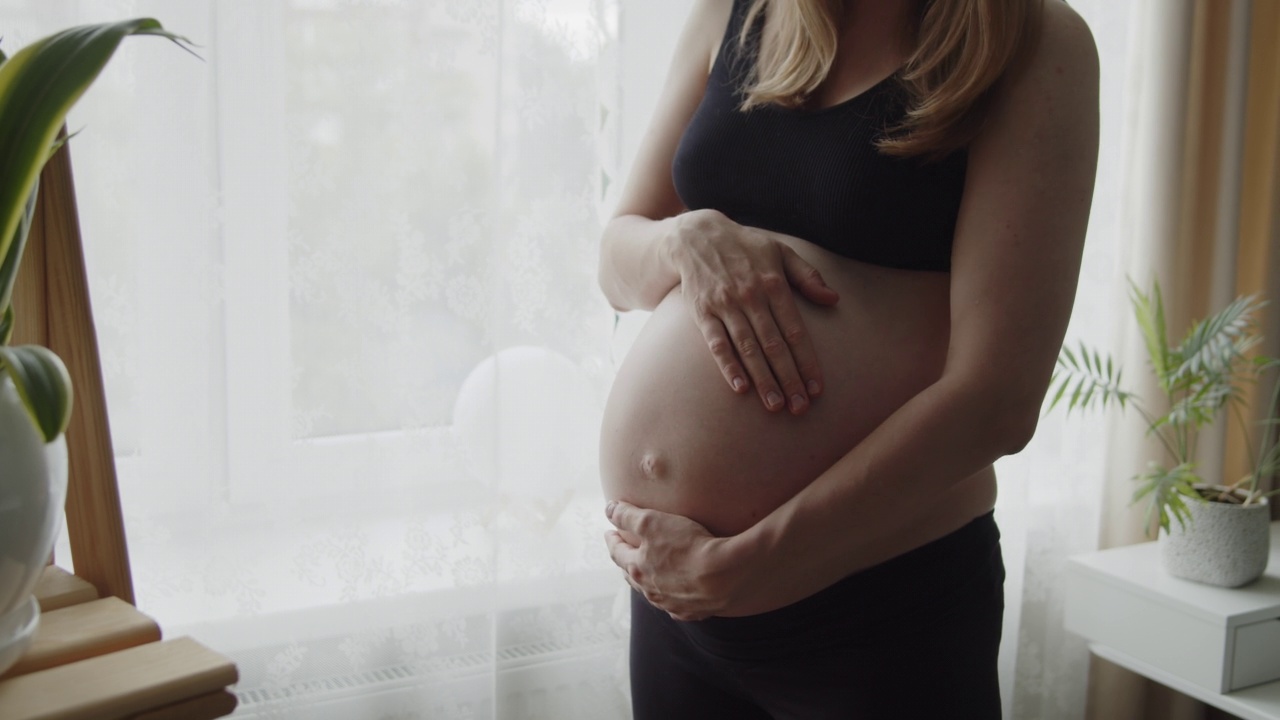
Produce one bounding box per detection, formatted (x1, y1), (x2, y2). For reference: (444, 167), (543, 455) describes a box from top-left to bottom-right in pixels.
(839, 0), (918, 58)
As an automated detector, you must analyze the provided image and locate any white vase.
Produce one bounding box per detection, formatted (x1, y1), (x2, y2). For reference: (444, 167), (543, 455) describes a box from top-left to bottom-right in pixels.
(1161, 490), (1271, 588)
(0, 377), (69, 675)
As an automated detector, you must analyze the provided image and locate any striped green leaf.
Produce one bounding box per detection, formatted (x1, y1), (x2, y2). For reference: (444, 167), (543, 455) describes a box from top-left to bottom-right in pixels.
(0, 19), (193, 276)
(0, 180), (38, 317)
(0, 345), (73, 442)
(1046, 340), (1133, 414)
(1129, 279), (1172, 391)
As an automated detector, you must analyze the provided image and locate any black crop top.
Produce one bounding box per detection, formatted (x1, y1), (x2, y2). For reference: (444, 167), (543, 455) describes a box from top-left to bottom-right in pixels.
(672, 0), (968, 272)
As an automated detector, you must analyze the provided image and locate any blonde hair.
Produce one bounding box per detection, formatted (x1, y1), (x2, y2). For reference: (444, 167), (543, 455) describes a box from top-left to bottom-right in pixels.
(738, 0), (1043, 159)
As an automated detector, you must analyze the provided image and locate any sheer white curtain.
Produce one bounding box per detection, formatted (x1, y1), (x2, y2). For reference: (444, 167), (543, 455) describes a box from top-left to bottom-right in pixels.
(10, 1), (629, 718)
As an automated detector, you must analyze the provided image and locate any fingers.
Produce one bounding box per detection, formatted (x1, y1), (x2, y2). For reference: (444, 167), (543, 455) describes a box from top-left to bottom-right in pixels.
(766, 290), (824, 400)
(781, 246), (839, 306)
(606, 503), (668, 607)
(691, 303), (751, 395)
(696, 301), (811, 414)
(606, 500), (643, 533)
(720, 309), (788, 411)
(606, 529), (665, 607)
(687, 263), (823, 413)
(603, 503), (719, 620)
(741, 296), (810, 414)
(605, 529), (640, 574)
(606, 501), (655, 548)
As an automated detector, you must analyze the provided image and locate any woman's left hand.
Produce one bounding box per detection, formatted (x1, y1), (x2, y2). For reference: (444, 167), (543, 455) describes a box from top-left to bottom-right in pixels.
(604, 500), (745, 621)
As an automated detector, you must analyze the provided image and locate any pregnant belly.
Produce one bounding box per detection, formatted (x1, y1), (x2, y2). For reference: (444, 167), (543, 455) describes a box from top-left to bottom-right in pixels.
(599, 237), (954, 537)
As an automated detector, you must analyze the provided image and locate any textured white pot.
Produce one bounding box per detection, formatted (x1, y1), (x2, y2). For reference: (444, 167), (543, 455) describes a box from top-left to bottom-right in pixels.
(0, 377), (69, 675)
(1161, 490), (1271, 588)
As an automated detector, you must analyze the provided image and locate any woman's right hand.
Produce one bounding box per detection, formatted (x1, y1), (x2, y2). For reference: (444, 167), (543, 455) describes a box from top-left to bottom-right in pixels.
(664, 208), (839, 415)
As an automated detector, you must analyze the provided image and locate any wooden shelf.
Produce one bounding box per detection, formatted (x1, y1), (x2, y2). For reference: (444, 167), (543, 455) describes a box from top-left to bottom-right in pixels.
(0, 637), (237, 720)
(34, 567), (99, 612)
(0, 566), (238, 720)
(2, 597), (161, 678)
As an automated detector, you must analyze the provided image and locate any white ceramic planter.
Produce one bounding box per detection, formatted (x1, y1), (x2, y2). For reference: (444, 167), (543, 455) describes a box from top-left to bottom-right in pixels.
(1161, 489), (1271, 588)
(0, 377), (69, 675)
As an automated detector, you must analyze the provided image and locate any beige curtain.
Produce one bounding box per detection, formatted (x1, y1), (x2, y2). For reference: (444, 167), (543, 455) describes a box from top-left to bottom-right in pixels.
(1087, 0), (1280, 718)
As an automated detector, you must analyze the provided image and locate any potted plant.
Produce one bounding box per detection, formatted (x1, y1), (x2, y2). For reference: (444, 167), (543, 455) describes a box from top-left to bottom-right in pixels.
(1050, 279), (1280, 587)
(0, 19), (191, 675)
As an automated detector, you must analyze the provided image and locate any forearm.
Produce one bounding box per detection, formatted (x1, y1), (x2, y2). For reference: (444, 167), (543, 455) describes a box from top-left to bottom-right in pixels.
(597, 213), (683, 312)
(723, 372), (1037, 614)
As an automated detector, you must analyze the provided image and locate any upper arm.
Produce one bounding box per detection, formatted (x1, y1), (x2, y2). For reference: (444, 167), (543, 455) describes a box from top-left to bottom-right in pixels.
(945, 1), (1100, 429)
(612, 0), (733, 222)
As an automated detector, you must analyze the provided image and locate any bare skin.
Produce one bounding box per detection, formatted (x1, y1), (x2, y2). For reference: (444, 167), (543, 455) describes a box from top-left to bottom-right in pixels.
(599, 0), (1099, 621)
(600, 234), (995, 539)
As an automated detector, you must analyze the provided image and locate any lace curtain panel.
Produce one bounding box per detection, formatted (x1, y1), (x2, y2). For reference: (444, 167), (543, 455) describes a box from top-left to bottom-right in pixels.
(11, 1), (628, 718)
(5, 1), (1130, 718)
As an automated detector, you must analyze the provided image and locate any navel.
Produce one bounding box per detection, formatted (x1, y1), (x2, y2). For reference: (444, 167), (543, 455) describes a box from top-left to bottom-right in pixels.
(638, 451), (668, 481)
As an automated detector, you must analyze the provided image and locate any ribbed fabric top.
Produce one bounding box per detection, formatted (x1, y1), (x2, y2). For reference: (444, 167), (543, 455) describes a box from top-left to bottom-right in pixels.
(672, 0), (968, 272)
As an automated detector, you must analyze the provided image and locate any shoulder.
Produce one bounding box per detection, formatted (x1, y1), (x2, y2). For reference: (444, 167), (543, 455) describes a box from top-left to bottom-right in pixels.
(687, 0), (736, 40)
(1036, 0), (1100, 85)
(690, 0), (737, 66)
(973, 0), (1099, 158)
(1006, 0), (1100, 110)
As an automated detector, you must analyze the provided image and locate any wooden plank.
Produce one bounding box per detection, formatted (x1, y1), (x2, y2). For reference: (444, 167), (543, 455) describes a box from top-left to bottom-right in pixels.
(1, 598), (160, 679)
(34, 567), (99, 612)
(0, 636), (238, 720)
(36, 137), (134, 605)
(130, 690), (237, 720)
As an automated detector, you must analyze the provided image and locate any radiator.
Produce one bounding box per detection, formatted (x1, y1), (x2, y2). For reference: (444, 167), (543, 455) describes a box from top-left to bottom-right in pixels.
(226, 603), (630, 719)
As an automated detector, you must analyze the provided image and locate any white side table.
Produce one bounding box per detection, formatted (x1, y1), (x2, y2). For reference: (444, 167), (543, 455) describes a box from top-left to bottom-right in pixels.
(1065, 521), (1280, 720)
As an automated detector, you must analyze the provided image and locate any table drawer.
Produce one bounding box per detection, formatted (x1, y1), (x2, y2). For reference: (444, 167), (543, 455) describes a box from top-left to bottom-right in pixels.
(1233, 618), (1280, 691)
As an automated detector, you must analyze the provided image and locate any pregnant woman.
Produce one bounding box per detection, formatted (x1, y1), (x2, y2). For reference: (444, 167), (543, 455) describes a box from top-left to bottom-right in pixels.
(598, 0), (1098, 717)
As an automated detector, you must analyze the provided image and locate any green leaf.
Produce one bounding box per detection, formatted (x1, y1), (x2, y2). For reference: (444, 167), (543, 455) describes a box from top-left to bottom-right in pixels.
(1254, 441), (1280, 479)
(0, 20), (195, 274)
(0, 344), (73, 441)
(0, 305), (13, 346)
(1130, 279), (1172, 391)
(1132, 462), (1201, 537)
(1173, 295), (1264, 383)
(1165, 377), (1237, 430)
(1061, 345), (1079, 370)
(0, 179), (37, 315)
(1048, 341), (1134, 415)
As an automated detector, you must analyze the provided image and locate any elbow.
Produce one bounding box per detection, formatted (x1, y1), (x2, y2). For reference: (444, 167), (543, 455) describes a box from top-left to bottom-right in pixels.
(601, 289), (627, 314)
(597, 222), (631, 313)
(999, 410), (1040, 456)
(993, 386), (1045, 455)
(596, 252), (627, 313)
(961, 379), (1043, 457)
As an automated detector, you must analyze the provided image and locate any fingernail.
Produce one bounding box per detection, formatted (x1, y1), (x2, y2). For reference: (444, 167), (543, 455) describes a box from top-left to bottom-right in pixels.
(732, 376), (746, 392)
(766, 391), (782, 408)
(790, 394), (806, 412)
(605, 501), (617, 518)
(808, 380), (821, 396)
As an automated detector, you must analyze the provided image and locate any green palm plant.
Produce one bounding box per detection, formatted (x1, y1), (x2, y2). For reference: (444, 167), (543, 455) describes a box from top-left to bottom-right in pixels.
(1050, 279), (1280, 535)
(0, 19), (193, 442)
